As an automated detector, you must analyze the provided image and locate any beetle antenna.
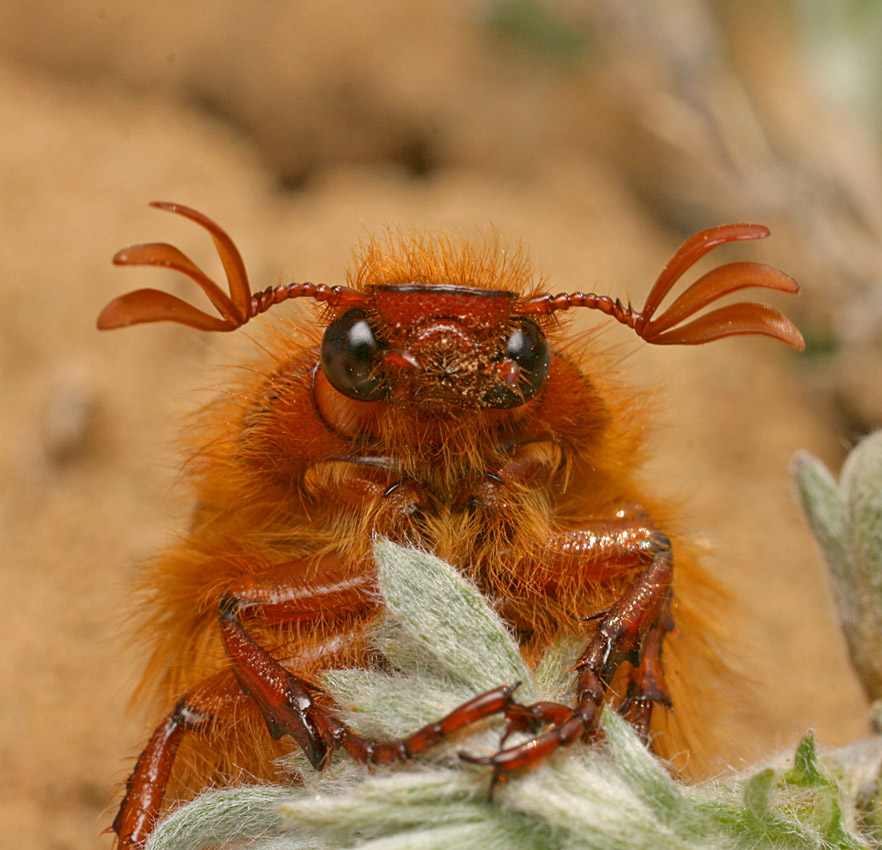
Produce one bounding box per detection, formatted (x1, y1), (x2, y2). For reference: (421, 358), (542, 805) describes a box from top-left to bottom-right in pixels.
(98, 203), (365, 332)
(522, 224), (805, 350)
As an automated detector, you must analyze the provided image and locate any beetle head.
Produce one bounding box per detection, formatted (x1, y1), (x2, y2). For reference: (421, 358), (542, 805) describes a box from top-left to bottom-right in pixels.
(320, 283), (551, 413)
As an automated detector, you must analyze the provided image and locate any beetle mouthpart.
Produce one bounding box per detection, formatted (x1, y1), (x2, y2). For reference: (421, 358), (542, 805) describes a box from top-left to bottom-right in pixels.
(382, 349), (421, 370)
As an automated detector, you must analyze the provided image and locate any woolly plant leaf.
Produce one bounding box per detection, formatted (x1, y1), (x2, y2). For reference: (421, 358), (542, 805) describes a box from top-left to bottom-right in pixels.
(146, 539), (874, 850)
(373, 539), (532, 698)
(841, 432), (882, 603)
(146, 786), (296, 850)
(794, 432), (882, 705)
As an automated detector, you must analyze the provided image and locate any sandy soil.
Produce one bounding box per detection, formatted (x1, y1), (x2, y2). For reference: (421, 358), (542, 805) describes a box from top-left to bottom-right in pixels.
(0, 4), (875, 848)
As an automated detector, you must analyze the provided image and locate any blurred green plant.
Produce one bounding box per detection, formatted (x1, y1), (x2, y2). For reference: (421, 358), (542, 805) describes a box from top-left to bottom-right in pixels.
(146, 540), (874, 850)
(794, 431), (882, 728)
(479, 0), (593, 64)
(795, 0), (882, 131)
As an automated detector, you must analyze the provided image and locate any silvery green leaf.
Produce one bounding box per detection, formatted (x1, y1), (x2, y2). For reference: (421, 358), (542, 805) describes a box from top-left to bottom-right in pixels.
(146, 786), (293, 850)
(794, 432), (882, 703)
(373, 539), (532, 698)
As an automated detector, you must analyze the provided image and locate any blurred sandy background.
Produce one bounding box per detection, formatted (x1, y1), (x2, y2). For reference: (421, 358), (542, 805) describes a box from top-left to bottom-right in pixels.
(2, 2), (882, 848)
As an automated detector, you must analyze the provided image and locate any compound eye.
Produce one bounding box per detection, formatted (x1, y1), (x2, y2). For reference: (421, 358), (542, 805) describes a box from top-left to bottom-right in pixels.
(320, 309), (387, 401)
(506, 318), (551, 400)
(486, 319), (551, 408)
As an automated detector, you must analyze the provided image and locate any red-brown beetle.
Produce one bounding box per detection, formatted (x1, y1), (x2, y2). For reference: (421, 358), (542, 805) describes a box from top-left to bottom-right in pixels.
(99, 203), (803, 848)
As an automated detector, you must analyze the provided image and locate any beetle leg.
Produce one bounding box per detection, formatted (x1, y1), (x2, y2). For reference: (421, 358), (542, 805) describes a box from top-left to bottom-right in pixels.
(113, 559), (373, 848)
(451, 441), (562, 514)
(462, 528), (673, 785)
(498, 700), (573, 744)
(618, 608), (674, 741)
(303, 457), (434, 538)
(574, 531), (673, 685)
(112, 671), (247, 850)
(219, 589), (520, 767)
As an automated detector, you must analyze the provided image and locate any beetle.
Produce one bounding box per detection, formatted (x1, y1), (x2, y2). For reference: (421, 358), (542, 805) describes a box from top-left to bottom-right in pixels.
(99, 202), (804, 848)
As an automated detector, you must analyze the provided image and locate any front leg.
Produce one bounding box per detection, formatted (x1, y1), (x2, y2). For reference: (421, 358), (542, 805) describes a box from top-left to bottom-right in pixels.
(219, 588), (521, 768)
(303, 456), (434, 538)
(619, 609), (674, 740)
(463, 522), (673, 785)
(111, 558), (373, 848)
(574, 530), (673, 697)
(111, 672), (248, 849)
